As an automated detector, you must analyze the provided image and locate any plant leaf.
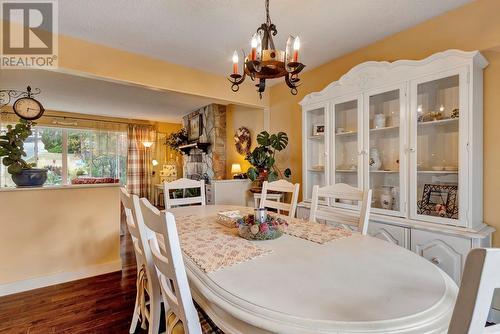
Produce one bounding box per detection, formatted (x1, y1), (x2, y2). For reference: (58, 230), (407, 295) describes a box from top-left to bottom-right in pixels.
(247, 167), (258, 181)
(270, 132), (288, 151)
(284, 168), (292, 178)
(267, 171), (278, 182)
(256, 131), (270, 146)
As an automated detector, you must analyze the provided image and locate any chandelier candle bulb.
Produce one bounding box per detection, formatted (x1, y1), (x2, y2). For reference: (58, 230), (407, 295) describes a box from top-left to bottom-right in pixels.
(251, 34), (258, 60)
(293, 36), (301, 62)
(232, 51), (239, 74)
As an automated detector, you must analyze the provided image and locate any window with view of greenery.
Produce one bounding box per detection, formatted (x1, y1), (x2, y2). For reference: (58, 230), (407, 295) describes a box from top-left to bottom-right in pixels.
(0, 124), (127, 187)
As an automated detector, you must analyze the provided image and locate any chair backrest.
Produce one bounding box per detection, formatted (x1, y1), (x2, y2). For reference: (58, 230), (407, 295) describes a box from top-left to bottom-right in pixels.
(138, 197), (202, 334)
(259, 179), (300, 218)
(448, 248), (500, 334)
(120, 188), (161, 305)
(120, 187), (141, 243)
(163, 178), (206, 209)
(309, 183), (372, 235)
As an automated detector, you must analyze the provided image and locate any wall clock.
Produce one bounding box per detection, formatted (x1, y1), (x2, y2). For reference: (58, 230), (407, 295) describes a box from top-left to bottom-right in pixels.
(234, 127), (251, 155)
(12, 86), (45, 120)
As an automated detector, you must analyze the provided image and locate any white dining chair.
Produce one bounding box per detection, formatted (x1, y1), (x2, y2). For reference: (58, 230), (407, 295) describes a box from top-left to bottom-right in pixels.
(259, 179), (300, 218)
(163, 178), (206, 209)
(448, 248), (500, 334)
(138, 197), (223, 334)
(309, 183), (372, 235)
(120, 188), (162, 334)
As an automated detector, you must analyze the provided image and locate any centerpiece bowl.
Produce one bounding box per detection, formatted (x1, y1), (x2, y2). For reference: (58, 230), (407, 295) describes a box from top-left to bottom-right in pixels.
(237, 212), (288, 241)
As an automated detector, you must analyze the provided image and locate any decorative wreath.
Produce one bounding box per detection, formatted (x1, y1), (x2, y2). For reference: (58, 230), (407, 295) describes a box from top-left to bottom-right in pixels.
(234, 127), (251, 155)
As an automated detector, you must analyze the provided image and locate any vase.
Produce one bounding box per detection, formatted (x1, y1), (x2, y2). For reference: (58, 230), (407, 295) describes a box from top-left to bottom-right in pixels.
(374, 114), (386, 128)
(255, 168), (269, 188)
(380, 186), (393, 210)
(369, 148), (382, 171)
(11, 168), (48, 187)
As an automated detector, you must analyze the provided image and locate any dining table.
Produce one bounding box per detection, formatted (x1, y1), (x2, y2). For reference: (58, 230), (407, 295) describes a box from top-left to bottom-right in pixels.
(169, 204), (458, 334)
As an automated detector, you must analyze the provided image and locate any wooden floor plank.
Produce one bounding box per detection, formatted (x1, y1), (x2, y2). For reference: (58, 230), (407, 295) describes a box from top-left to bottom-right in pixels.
(0, 218), (147, 334)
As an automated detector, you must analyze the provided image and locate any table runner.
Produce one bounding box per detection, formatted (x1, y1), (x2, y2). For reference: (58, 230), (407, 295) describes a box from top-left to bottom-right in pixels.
(177, 211), (271, 273)
(285, 219), (353, 244)
(176, 209), (352, 273)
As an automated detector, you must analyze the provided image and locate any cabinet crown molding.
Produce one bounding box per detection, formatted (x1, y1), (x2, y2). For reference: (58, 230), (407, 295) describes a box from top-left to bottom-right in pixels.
(300, 49), (488, 106)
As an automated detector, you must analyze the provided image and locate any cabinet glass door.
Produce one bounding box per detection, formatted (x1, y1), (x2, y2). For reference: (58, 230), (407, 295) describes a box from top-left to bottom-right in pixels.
(411, 73), (462, 224)
(304, 105), (327, 201)
(366, 87), (405, 216)
(333, 98), (361, 205)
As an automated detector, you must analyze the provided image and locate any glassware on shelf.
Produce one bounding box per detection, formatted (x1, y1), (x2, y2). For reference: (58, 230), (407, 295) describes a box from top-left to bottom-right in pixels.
(380, 186), (393, 210)
(416, 74), (460, 220)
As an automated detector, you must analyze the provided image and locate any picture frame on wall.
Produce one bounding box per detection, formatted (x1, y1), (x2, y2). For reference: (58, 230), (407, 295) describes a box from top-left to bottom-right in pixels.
(417, 184), (458, 219)
(188, 113), (203, 142)
(313, 123), (325, 136)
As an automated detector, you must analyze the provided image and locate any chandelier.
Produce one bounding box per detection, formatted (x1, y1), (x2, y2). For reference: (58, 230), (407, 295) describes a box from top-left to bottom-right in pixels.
(228, 0), (305, 98)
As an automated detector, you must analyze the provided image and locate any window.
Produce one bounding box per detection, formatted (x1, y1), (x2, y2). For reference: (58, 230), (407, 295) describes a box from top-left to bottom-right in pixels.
(0, 124), (127, 187)
(67, 129), (127, 183)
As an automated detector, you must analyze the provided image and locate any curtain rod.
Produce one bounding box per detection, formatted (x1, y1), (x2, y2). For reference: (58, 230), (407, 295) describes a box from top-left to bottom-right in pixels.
(0, 110), (154, 128)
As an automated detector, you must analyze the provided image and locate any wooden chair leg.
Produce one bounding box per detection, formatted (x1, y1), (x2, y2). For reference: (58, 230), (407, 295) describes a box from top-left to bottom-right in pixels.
(148, 294), (161, 334)
(129, 291), (140, 333)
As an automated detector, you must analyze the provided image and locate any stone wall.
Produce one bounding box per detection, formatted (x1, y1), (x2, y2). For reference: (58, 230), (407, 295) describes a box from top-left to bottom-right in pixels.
(182, 104), (226, 181)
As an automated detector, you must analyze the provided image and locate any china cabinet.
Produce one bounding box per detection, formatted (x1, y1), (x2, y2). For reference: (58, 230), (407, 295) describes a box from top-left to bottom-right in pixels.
(299, 50), (494, 284)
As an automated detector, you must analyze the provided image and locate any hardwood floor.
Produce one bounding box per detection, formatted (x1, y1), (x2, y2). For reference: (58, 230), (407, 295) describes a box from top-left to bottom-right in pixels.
(0, 225), (147, 333)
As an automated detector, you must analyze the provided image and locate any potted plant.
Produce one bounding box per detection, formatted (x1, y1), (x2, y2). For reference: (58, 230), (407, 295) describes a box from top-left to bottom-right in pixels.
(0, 119), (47, 187)
(246, 131), (291, 188)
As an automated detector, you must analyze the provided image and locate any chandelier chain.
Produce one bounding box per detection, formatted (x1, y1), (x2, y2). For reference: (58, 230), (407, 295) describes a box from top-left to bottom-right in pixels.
(265, 0), (271, 25)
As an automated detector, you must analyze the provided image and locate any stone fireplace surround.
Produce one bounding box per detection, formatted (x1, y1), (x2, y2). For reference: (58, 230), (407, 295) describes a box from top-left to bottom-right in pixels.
(182, 104), (226, 182)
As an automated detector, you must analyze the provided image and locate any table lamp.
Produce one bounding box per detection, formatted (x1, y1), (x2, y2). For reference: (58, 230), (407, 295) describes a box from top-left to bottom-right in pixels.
(231, 163), (243, 179)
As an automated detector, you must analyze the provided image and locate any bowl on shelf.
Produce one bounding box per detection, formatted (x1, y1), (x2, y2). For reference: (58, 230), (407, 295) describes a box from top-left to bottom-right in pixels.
(444, 166), (458, 171)
(432, 166), (444, 171)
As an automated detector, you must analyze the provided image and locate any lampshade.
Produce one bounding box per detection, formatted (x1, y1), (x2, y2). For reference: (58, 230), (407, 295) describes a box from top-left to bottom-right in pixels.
(142, 141), (154, 148)
(231, 163), (242, 174)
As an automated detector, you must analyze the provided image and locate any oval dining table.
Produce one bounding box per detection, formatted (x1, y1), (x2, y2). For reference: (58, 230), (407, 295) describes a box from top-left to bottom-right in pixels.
(169, 205), (458, 334)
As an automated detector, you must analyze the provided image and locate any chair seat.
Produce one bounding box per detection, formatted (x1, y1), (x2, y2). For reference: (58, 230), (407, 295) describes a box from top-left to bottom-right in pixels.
(167, 302), (224, 334)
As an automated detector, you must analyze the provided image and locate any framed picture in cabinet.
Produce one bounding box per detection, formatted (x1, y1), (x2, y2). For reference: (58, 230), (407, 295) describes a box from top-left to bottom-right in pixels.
(417, 184), (458, 219)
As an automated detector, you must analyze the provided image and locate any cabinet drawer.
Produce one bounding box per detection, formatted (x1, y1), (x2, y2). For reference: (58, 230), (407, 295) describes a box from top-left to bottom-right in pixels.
(368, 222), (409, 249)
(411, 229), (471, 284)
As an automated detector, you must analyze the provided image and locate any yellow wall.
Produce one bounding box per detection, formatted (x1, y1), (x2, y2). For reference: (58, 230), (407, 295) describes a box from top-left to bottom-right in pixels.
(269, 0), (500, 246)
(0, 185), (121, 293)
(225, 104), (265, 177)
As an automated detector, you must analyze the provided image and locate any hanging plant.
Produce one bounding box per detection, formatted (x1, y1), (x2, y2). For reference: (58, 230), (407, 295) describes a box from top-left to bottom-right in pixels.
(165, 128), (188, 153)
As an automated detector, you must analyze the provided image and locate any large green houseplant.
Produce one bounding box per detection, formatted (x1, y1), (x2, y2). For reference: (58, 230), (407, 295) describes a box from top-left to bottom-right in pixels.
(246, 131), (291, 186)
(0, 119), (47, 186)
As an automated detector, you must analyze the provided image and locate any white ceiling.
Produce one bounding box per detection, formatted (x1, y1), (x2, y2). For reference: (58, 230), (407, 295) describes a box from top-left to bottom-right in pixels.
(58, 0), (471, 76)
(0, 70), (223, 123)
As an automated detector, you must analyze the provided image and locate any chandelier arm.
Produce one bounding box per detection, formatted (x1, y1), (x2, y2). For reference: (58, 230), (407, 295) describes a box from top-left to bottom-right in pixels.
(286, 63), (306, 75)
(285, 73), (300, 95)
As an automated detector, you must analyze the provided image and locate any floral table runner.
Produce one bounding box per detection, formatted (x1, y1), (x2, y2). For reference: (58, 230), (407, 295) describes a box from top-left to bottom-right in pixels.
(175, 209), (352, 273)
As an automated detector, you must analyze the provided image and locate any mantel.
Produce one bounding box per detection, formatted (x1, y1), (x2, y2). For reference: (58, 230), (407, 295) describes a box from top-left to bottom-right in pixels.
(179, 142), (210, 155)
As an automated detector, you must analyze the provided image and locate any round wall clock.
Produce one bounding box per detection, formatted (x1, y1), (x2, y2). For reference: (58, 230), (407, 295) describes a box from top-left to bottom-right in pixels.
(13, 96), (45, 120)
(234, 127), (251, 155)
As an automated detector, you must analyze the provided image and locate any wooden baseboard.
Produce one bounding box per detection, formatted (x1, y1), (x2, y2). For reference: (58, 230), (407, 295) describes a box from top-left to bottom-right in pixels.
(0, 260), (122, 297)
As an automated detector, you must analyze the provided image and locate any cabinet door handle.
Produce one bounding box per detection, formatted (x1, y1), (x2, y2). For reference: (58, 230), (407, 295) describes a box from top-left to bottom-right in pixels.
(409, 148), (415, 153)
(431, 257), (441, 265)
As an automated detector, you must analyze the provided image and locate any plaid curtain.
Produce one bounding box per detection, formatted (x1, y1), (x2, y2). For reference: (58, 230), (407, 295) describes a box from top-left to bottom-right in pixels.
(127, 125), (152, 198)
